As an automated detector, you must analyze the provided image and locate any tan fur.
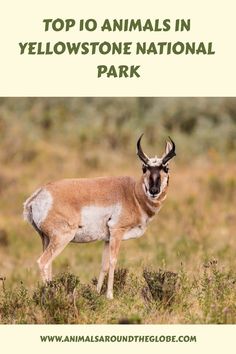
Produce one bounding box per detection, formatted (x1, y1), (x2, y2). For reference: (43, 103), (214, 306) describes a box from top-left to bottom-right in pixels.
(24, 173), (169, 299)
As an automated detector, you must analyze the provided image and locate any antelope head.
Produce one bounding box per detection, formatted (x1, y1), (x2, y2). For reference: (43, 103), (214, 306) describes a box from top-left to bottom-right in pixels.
(137, 134), (176, 199)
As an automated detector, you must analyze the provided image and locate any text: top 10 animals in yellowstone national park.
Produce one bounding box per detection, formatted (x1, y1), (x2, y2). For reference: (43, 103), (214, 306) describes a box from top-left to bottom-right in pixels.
(18, 18), (216, 78)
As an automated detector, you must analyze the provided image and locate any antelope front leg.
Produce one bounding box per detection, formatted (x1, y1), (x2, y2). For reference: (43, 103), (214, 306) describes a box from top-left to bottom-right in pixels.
(97, 241), (110, 294)
(106, 229), (123, 300)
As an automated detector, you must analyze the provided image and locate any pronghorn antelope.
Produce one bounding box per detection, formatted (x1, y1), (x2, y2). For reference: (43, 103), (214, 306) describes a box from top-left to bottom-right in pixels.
(23, 134), (176, 299)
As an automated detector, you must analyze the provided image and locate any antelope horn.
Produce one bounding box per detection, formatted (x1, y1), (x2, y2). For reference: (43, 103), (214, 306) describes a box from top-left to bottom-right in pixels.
(136, 134), (150, 165)
(162, 137), (176, 165)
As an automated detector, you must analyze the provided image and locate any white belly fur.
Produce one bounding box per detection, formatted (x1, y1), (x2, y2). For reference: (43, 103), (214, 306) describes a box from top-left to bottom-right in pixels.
(73, 204), (148, 243)
(73, 204), (122, 243)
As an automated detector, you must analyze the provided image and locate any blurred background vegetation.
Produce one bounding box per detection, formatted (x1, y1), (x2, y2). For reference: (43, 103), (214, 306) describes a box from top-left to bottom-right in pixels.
(0, 98), (236, 162)
(0, 97), (236, 323)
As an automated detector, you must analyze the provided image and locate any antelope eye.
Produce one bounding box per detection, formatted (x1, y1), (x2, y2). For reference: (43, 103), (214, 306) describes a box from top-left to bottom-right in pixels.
(162, 165), (169, 173)
(142, 165), (147, 173)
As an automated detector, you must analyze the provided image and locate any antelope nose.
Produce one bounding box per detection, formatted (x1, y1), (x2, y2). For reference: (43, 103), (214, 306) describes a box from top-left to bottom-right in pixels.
(150, 186), (159, 195)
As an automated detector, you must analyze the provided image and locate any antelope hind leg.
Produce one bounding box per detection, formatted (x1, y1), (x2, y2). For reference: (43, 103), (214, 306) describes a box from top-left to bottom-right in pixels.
(37, 229), (76, 283)
(41, 233), (52, 280)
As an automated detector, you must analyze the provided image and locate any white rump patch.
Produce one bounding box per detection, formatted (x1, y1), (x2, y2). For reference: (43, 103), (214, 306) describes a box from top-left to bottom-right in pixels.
(23, 188), (42, 222)
(29, 189), (53, 228)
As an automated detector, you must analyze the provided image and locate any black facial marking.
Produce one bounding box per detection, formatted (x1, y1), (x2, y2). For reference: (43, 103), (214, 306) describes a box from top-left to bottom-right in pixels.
(141, 163), (170, 197)
(162, 165), (169, 173)
(147, 166), (161, 196)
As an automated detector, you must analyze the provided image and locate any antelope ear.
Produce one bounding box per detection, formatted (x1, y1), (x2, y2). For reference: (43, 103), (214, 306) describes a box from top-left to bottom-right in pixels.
(164, 140), (172, 156)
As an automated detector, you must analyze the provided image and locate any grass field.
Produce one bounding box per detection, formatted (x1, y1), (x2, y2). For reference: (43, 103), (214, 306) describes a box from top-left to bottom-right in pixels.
(0, 98), (236, 324)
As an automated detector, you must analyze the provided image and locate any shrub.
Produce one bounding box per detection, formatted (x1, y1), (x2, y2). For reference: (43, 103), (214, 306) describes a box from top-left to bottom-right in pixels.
(33, 272), (80, 324)
(0, 282), (31, 323)
(143, 268), (178, 306)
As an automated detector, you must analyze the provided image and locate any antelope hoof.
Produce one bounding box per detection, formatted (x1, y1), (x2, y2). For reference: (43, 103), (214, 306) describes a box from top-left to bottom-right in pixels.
(107, 291), (114, 300)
